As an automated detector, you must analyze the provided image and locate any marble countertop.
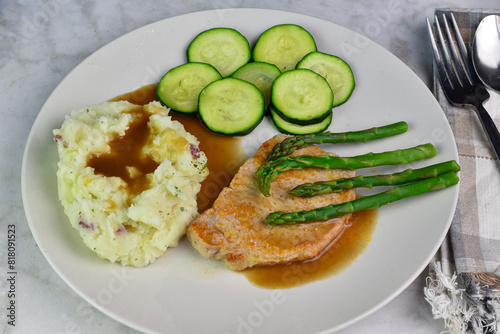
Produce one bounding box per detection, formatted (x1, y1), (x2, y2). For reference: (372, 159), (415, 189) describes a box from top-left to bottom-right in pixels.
(2, 0), (500, 333)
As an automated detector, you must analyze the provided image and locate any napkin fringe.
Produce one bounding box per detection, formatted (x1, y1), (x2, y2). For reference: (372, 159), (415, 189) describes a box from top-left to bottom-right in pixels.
(425, 261), (500, 334)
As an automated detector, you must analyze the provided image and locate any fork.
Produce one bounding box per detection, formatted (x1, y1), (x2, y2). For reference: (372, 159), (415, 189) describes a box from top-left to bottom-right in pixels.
(426, 13), (500, 162)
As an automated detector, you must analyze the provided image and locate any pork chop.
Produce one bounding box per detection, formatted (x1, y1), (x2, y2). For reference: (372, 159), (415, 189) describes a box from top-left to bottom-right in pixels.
(186, 134), (356, 270)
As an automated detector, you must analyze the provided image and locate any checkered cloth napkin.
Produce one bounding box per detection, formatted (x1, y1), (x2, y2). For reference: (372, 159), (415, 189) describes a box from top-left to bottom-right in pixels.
(424, 8), (500, 334)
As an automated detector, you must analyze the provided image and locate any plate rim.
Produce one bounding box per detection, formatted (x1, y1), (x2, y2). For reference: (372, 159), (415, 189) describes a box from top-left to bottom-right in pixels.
(21, 7), (459, 334)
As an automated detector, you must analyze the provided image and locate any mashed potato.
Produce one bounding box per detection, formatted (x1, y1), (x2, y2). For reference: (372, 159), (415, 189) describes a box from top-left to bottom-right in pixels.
(53, 101), (208, 267)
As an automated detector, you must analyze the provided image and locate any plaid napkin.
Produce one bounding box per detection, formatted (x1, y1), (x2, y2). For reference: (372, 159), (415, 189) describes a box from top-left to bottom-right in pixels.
(424, 8), (500, 333)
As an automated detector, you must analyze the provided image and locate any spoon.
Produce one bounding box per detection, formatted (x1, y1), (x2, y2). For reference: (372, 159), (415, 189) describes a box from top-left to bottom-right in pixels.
(472, 15), (500, 93)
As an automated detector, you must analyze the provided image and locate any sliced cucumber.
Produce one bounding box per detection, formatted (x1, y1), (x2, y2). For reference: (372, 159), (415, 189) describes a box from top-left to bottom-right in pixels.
(297, 51), (355, 107)
(253, 24), (317, 72)
(231, 62), (281, 110)
(187, 28), (251, 77)
(156, 62), (222, 114)
(271, 69), (333, 125)
(198, 78), (264, 136)
(270, 106), (332, 135)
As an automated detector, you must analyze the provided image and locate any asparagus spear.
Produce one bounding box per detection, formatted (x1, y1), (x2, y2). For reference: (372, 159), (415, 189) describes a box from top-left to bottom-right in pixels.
(266, 121), (408, 161)
(289, 160), (460, 197)
(256, 143), (437, 197)
(265, 171), (459, 225)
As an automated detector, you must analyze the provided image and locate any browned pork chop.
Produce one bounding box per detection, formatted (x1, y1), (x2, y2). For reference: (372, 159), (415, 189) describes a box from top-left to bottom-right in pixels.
(186, 134), (356, 270)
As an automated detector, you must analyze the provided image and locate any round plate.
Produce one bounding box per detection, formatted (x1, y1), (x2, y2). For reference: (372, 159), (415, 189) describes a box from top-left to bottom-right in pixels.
(22, 8), (458, 334)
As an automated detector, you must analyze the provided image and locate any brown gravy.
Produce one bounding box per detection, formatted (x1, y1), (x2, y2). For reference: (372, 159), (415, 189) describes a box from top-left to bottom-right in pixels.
(87, 106), (158, 198)
(110, 84), (248, 212)
(110, 84), (379, 289)
(243, 208), (378, 289)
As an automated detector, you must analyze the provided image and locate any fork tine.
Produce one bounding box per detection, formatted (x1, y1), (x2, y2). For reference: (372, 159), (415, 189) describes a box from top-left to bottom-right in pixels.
(441, 14), (469, 86)
(426, 17), (454, 92)
(449, 13), (479, 83)
(434, 15), (461, 88)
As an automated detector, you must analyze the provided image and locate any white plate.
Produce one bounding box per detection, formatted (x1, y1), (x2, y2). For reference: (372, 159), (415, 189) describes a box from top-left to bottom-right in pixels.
(22, 8), (458, 334)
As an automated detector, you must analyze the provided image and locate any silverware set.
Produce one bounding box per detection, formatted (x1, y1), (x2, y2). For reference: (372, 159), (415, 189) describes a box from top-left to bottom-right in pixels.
(426, 13), (500, 161)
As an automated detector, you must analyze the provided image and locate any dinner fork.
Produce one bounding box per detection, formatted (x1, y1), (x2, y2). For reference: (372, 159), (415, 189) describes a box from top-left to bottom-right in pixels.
(426, 13), (500, 162)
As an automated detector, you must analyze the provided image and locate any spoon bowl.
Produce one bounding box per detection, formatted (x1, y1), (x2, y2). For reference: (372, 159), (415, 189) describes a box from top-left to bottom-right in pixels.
(472, 15), (500, 92)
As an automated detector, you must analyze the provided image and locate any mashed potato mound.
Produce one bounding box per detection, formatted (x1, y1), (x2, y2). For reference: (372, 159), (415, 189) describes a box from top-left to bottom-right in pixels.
(53, 101), (208, 267)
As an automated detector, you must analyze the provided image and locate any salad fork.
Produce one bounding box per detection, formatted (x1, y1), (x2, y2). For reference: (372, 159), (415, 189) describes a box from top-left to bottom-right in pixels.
(426, 13), (500, 162)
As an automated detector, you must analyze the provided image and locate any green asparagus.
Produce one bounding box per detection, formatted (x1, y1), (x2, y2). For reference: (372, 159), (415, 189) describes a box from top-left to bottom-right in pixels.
(289, 160), (460, 197)
(256, 143), (437, 197)
(266, 121), (408, 161)
(265, 171), (459, 225)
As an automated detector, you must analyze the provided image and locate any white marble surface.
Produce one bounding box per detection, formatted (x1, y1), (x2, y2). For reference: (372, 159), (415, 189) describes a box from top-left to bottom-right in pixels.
(2, 0), (500, 333)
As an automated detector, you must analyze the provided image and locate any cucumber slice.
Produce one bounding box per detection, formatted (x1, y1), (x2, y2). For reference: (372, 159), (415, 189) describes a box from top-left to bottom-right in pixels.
(157, 62), (222, 114)
(271, 69), (333, 125)
(253, 24), (317, 72)
(231, 62), (281, 109)
(297, 51), (355, 107)
(187, 28), (251, 77)
(198, 78), (264, 136)
(270, 106), (332, 135)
